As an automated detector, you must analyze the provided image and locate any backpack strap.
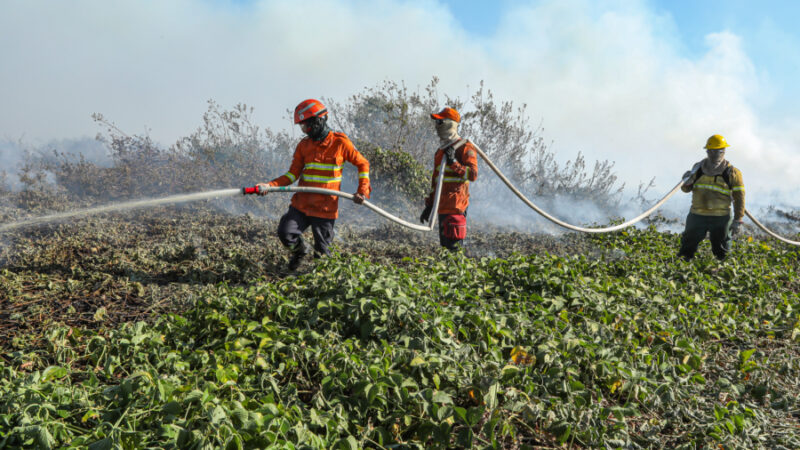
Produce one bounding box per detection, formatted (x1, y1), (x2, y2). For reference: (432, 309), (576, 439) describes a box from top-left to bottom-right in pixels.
(696, 163), (733, 189)
(721, 165), (732, 189)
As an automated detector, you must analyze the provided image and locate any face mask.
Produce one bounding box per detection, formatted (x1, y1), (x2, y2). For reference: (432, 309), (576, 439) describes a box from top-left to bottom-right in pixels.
(435, 119), (459, 143)
(706, 148), (725, 165)
(300, 116), (330, 141)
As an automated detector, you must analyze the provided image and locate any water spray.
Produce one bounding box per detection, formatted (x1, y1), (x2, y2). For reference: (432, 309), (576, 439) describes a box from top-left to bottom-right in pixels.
(0, 188), (241, 233)
(0, 155), (797, 246)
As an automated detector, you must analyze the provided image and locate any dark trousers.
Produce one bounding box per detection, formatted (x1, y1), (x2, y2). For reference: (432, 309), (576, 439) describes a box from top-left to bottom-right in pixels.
(277, 206), (336, 256)
(678, 212), (732, 260)
(438, 209), (467, 250)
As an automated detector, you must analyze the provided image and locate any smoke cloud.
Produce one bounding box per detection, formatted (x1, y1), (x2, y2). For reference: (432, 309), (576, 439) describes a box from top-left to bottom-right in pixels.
(0, 0), (797, 217)
(0, 138), (109, 189)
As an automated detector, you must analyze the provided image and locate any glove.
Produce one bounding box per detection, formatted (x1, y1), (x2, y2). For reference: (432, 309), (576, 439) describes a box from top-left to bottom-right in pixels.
(444, 146), (456, 166)
(731, 220), (743, 237)
(352, 193), (365, 205)
(683, 162), (702, 185)
(420, 204), (433, 224)
(256, 183), (271, 195)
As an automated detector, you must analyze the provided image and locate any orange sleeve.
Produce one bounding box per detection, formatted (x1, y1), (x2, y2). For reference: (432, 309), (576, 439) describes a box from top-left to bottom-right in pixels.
(268, 144), (304, 186)
(344, 141), (371, 198)
(445, 143), (478, 182)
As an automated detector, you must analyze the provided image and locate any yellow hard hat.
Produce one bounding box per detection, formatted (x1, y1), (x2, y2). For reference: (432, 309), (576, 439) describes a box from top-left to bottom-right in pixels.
(704, 134), (729, 150)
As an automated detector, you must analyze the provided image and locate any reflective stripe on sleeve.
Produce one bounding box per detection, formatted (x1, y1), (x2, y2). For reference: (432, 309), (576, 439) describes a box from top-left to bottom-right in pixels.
(358, 172), (369, 179)
(285, 172), (297, 182)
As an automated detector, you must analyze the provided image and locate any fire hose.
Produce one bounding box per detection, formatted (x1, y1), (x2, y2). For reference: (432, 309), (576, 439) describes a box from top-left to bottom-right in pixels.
(242, 146), (800, 245)
(0, 151), (797, 246)
(470, 144), (687, 233)
(744, 210), (800, 246)
(243, 160), (448, 232)
(470, 144), (800, 245)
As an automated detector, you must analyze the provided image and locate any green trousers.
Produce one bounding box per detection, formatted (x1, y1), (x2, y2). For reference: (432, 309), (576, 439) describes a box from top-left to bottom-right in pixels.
(678, 212), (732, 261)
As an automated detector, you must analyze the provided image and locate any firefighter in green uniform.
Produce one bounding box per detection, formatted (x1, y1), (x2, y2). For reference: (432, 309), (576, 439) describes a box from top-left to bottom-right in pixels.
(678, 134), (745, 261)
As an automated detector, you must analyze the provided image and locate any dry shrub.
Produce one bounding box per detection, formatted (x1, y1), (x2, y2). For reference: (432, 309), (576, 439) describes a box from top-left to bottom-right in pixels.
(328, 78), (624, 208)
(13, 78), (626, 215)
(0, 170), (8, 196)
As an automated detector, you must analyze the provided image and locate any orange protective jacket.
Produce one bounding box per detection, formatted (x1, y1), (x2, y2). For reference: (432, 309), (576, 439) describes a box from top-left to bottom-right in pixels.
(268, 131), (370, 219)
(425, 139), (479, 215)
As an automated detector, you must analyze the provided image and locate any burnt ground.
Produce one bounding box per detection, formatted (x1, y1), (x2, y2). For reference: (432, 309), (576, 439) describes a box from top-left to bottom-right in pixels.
(0, 205), (600, 352)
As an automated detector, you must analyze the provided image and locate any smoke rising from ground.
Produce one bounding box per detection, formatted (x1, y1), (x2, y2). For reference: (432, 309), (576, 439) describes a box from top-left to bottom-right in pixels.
(1, 0), (798, 235)
(0, 138), (109, 189)
(1, 0), (798, 201)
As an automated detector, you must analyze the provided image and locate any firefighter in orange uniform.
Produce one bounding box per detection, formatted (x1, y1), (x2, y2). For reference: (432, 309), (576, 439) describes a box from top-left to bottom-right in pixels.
(420, 107), (478, 250)
(257, 99), (370, 269)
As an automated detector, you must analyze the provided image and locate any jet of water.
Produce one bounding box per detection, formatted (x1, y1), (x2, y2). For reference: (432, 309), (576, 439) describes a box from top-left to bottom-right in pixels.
(0, 188), (242, 233)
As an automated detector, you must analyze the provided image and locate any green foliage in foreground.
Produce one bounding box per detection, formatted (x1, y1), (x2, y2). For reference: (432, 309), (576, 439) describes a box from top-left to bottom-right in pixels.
(1, 229), (799, 449)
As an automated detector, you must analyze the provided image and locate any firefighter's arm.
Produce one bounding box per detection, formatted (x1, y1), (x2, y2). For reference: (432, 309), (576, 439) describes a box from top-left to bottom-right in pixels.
(681, 162), (702, 192)
(267, 147), (303, 187)
(463, 143), (478, 181)
(446, 143), (479, 181)
(730, 168), (745, 221)
(345, 142), (371, 198)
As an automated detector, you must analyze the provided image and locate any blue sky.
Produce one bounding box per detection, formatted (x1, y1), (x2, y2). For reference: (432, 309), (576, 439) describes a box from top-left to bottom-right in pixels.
(1, 0), (799, 206)
(439, 0), (800, 117)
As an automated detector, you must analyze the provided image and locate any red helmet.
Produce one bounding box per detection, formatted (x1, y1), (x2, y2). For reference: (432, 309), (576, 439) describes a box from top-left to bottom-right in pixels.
(294, 99), (328, 124)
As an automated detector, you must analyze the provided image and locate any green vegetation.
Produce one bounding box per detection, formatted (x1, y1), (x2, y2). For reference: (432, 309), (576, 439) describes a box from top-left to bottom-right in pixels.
(2, 79), (799, 448)
(1, 209), (799, 448)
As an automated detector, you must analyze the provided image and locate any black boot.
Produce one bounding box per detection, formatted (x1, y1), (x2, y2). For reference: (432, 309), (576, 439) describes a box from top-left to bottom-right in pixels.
(288, 241), (310, 270)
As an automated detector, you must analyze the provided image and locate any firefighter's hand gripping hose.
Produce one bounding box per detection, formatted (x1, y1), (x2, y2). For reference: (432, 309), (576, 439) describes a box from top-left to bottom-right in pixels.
(243, 160), (448, 232)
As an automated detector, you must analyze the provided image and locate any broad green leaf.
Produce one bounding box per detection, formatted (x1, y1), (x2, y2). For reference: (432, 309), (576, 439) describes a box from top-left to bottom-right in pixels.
(739, 349), (756, 365)
(88, 438), (112, 450)
(210, 406), (227, 425)
(432, 391), (452, 404)
(41, 366), (68, 382)
(409, 356), (426, 367)
(484, 383), (499, 410)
